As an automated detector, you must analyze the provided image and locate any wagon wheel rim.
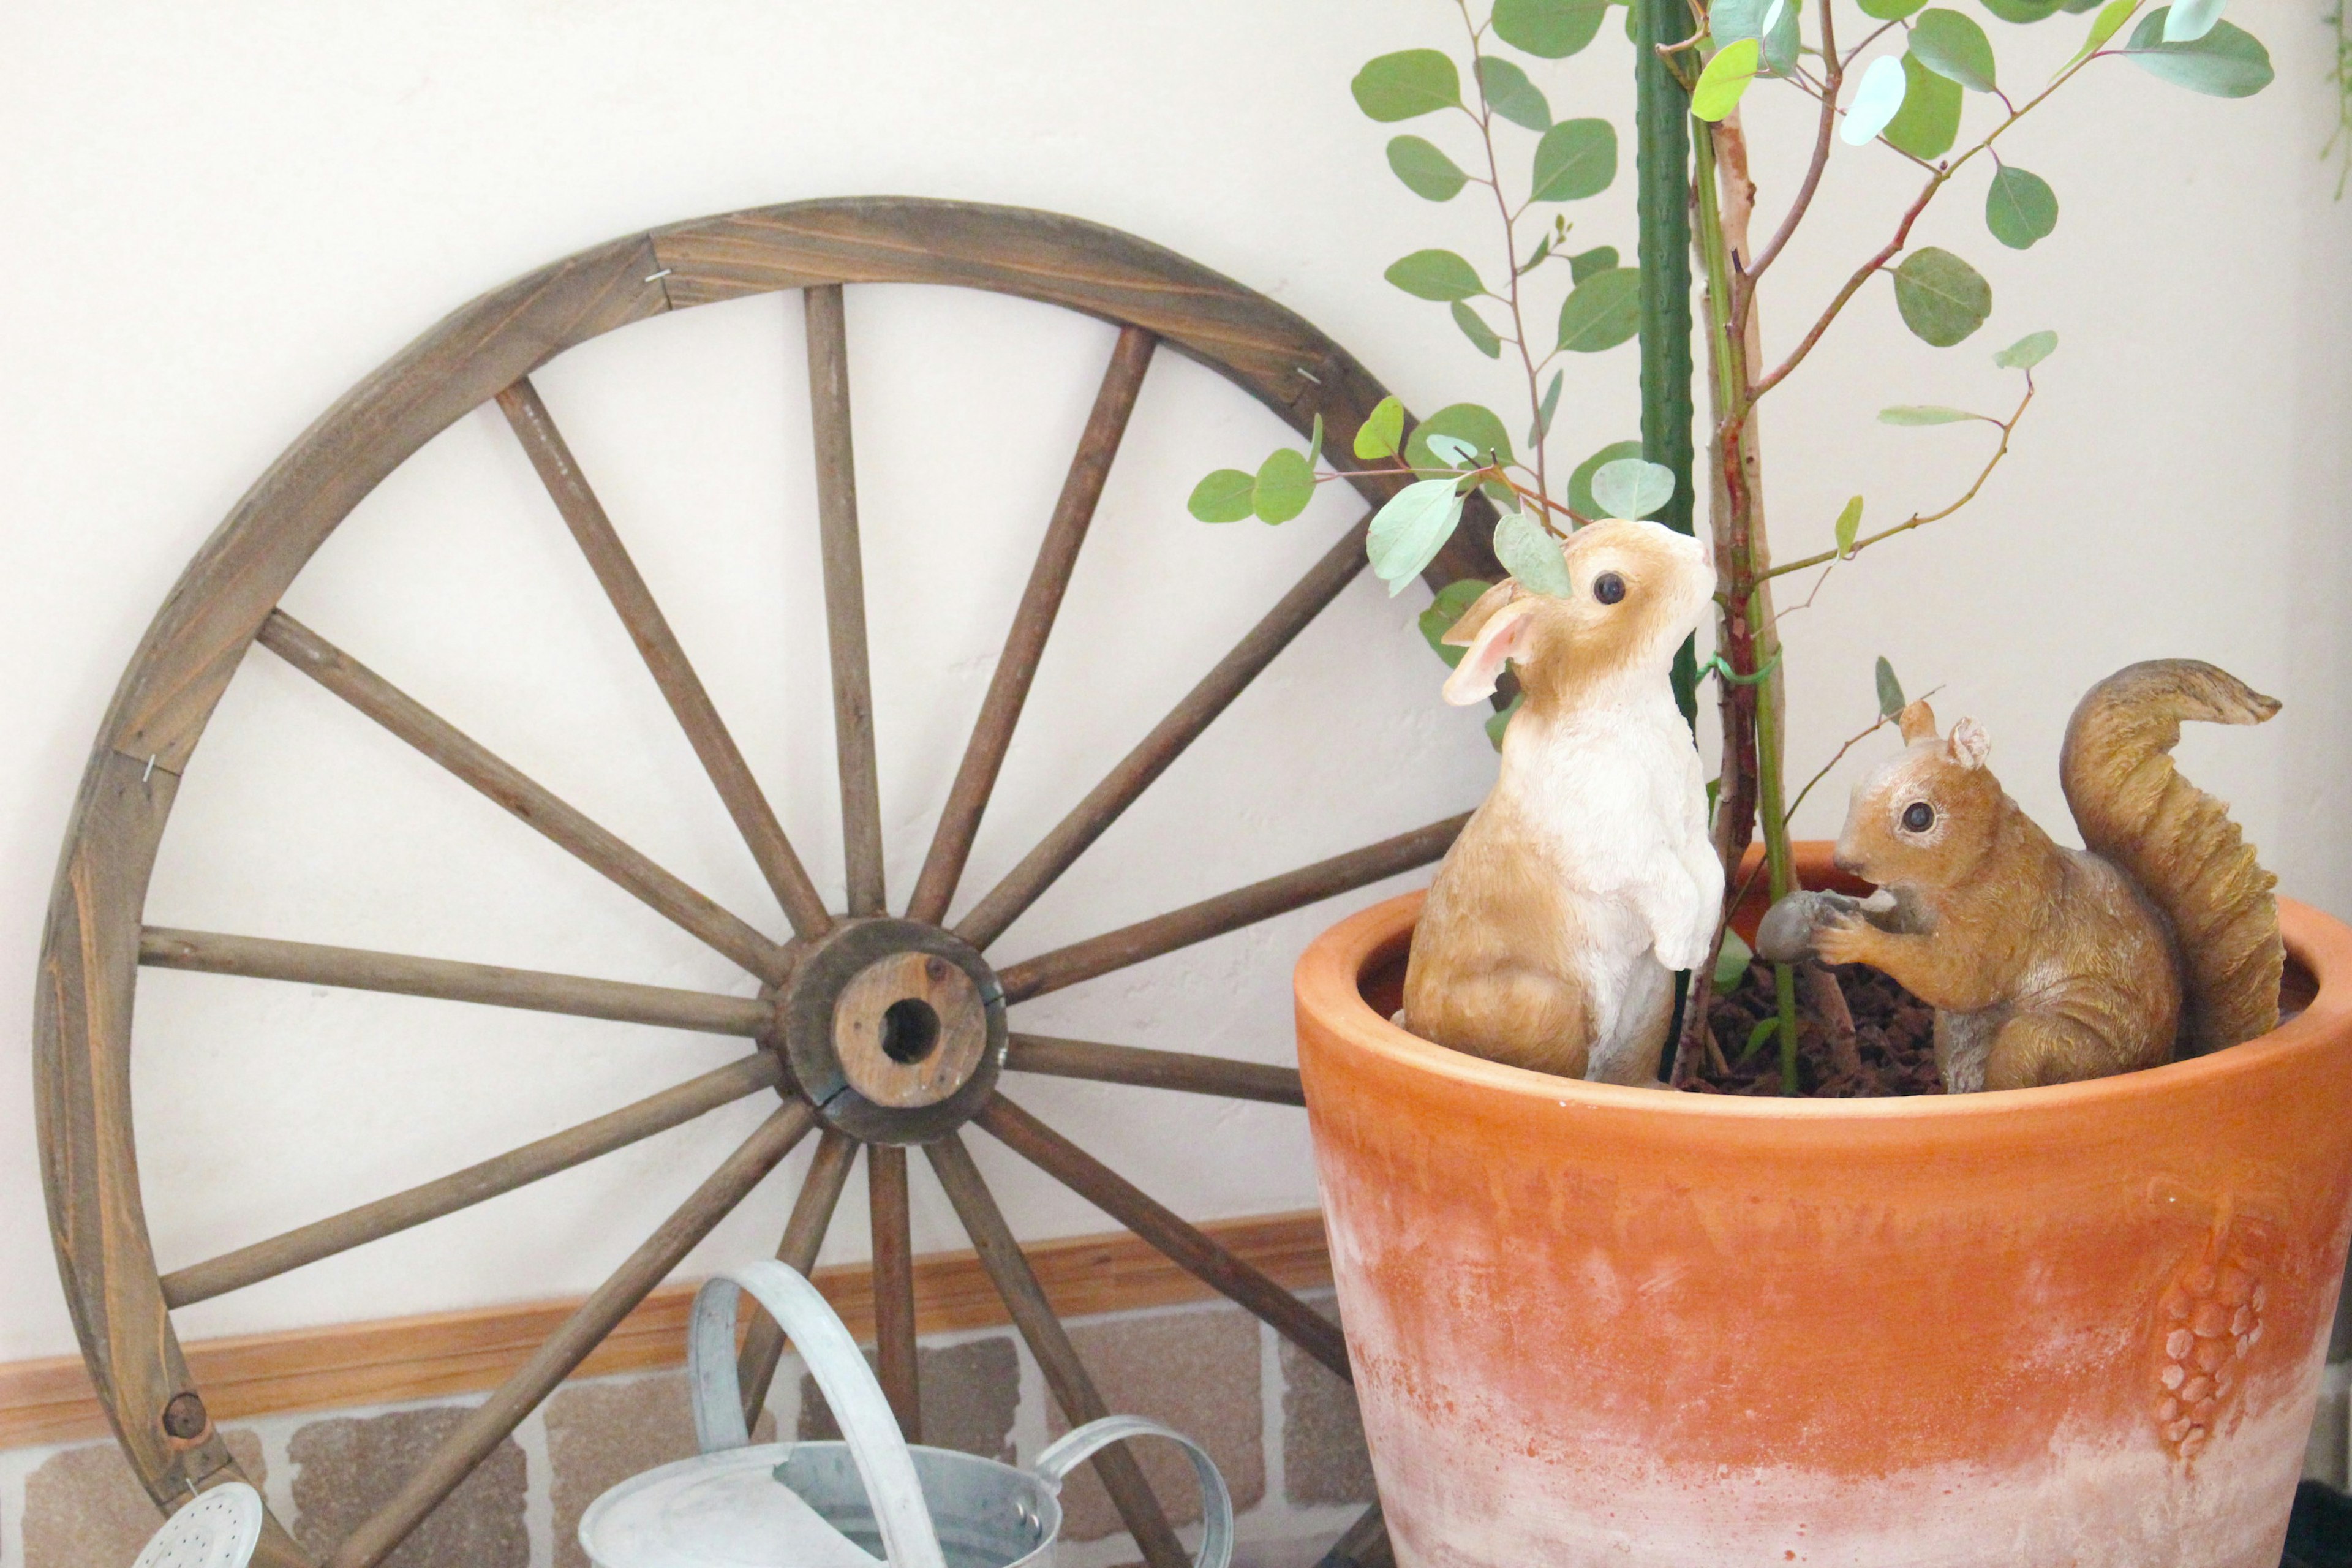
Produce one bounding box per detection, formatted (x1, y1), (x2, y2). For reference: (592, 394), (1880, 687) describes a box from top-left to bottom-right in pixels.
(36, 197), (1486, 1568)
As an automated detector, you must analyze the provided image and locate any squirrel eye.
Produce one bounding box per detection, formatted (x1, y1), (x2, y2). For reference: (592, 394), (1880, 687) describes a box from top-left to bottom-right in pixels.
(1593, 572), (1626, 606)
(1901, 801), (1936, 833)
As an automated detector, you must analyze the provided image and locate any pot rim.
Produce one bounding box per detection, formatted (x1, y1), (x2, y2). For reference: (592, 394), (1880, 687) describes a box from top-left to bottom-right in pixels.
(1296, 887), (2352, 1123)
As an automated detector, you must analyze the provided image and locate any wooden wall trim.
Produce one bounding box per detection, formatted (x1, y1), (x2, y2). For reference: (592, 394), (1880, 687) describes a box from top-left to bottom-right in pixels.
(0, 1210), (1331, 1450)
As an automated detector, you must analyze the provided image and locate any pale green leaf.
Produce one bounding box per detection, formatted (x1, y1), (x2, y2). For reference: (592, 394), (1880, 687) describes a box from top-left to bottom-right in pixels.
(1451, 300), (1504, 358)
(1859, 0), (1929, 17)
(1740, 1014), (1780, 1062)
(1387, 135), (1470, 200)
(1985, 165), (2058, 247)
(1567, 244), (1619, 283)
(1254, 448), (1314, 524)
(1884, 51), (1962, 158)
(1385, 249), (1484, 301)
(1692, 38), (1762, 121)
(1352, 50), (1463, 120)
(1911, 7), (1999, 91)
(1477, 56), (1553, 129)
(1529, 369), (1566, 447)
(1841, 55), (1910, 145)
(1834, 495), (1864, 556)
(1493, 512), (1575, 595)
(1529, 118), (1618, 202)
(2122, 10), (2272, 95)
(2067, 0), (2143, 65)
(2162, 0), (2225, 41)
(1368, 477), (1469, 593)
(1981, 0), (2065, 20)
(1716, 927), (1755, 990)
(1877, 404), (1982, 424)
(1355, 396), (1406, 460)
(1570, 439), (1644, 518)
(1555, 266), (1644, 352)
(1877, 655), (1907, 718)
(1591, 458), (1676, 519)
(1494, 0), (1610, 58)
(1188, 469), (1256, 523)
(1306, 413), (1325, 469)
(1406, 403), (1517, 471)
(1419, 577), (1493, 667)
(1992, 328), (2059, 368)
(1891, 246), (1992, 347)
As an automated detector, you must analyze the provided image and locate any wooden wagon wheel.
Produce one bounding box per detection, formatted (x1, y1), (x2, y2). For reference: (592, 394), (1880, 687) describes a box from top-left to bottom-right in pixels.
(36, 197), (1494, 1568)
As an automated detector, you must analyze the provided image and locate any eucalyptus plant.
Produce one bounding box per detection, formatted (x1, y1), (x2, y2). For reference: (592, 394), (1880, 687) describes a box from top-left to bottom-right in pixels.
(1191, 0), (2275, 1090)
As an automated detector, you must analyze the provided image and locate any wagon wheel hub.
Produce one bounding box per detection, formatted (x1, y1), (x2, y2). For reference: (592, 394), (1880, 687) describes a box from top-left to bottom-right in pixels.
(774, 917), (1004, 1145)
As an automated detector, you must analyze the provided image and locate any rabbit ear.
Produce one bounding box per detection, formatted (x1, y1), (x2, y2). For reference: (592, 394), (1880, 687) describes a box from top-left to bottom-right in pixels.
(1948, 717), (1990, 769)
(1898, 698), (1939, 744)
(1440, 579), (1520, 647)
(1442, 598), (1538, 706)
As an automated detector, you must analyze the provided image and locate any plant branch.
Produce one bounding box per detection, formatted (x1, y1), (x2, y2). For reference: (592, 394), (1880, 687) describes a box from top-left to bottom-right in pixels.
(1458, 0), (1553, 512)
(1735, 0), (1841, 322)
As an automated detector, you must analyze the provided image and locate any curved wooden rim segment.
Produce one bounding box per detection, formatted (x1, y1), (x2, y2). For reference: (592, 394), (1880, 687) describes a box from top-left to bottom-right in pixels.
(34, 198), (1461, 1556)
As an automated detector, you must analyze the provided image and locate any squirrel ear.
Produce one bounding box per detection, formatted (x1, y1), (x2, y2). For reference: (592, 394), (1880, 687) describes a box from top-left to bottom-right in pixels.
(1441, 579), (1521, 647)
(1948, 717), (1991, 771)
(1898, 699), (1939, 745)
(1442, 598), (1538, 706)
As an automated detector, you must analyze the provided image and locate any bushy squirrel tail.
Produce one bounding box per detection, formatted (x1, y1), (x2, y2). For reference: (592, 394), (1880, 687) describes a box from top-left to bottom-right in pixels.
(2060, 659), (2282, 1055)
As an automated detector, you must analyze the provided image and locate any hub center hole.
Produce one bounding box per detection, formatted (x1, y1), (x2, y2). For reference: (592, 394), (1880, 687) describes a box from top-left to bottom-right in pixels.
(880, 997), (941, 1065)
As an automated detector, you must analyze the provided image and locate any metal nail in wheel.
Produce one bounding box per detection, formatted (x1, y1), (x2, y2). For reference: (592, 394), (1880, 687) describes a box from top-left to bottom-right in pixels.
(38, 197), (1491, 1568)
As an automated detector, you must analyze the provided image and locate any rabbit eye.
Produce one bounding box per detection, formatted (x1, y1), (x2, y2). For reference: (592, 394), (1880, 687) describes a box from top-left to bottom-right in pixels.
(1593, 572), (1626, 605)
(1901, 801), (1936, 833)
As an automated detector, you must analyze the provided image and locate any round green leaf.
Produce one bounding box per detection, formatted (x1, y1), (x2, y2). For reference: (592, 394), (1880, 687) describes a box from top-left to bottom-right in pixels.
(1529, 118), (1618, 202)
(1860, 0), (1929, 17)
(1892, 247), (1992, 347)
(1384, 249), (1484, 301)
(1420, 578), (1494, 667)
(1188, 469), (1257, 523)
(1406, 403), (1517, 472)
(1980, 0), (2065, 21)
(1591, 458), (1676, 519)
(1493, 512), (1575, 596)
(2123, 10), (2274, 96)
(1567, 244), (1620, 283)
(1834, 496), (1864, 557)
(2163, 0), (2226, 41)
(1253, 447), (1314, 524)
(1387, 135), (1469, 201)
(1529, 369), (1566, 446)
(1985, 165), (2058, 249)
(1692, 38), (1762, 121)
(2068, 0), (2142, 64)
(1351, 49), (1463, 121)
(1555, 266), (1644, 352)
(1878, 404), (1981, 424)
(1712, 0), (1801, 69)
(1569, 440), (1644, 519)
(1494, 0), (1609, 58)
(1450, 300), (1504, 358)
(2060, 0), (2105, 10)
(1715, 927), (1755, 991)
(1485, 693), (1523, 751)
(1476, 57), (1553, 129)
(1876, 656), (1908, 719)
(1354, 396), (1406, 460)
(1884, 53), (1963, 161)
(1992, 328), (2058, 369)
(1911, 8), (1999, 90)
(1368, 477), (1469, 593)
(1842, 55), (1910, 145)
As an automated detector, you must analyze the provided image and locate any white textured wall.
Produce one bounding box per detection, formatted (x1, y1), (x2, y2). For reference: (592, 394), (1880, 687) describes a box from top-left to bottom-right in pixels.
(1, 1), (2345, 1362)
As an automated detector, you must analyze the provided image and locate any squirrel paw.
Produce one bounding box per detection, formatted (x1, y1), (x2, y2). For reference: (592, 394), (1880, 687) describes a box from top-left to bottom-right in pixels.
(1811, 911), (1873, 968)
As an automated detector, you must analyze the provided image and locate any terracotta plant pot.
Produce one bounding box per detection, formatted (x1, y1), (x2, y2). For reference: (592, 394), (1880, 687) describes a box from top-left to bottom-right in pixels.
(1294, 844), (2352, 1568)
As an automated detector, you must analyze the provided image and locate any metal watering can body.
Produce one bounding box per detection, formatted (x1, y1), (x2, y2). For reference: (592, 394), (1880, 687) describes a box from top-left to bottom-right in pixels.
(579, 1261), (1236, 1568)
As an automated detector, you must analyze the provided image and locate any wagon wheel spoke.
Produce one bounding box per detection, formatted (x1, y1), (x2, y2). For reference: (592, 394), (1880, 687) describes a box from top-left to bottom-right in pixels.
(805, 284), (888, 916)
(139, 927), (771, 1036)
(326, 1101), (814, 1568)
(976, 1096), (1349, 1380)
(926, 1133), (1190, 1568)
(1005, 1035), (1303, 1106)
(954, 513), (1372, 951)
(998, 812), (1468, 1004)
(162, 1055), (784, 1307)
(496, 377), (832, 939)
(737, 1129), (858, 1427)
(866, 1143), (924, 1440)
(907, 325), (1157, 925)
(257, 611), (788, 982)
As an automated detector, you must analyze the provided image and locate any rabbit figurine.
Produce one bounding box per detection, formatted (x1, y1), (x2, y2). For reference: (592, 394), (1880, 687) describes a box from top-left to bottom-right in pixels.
(1400, 518), (1720, 1083)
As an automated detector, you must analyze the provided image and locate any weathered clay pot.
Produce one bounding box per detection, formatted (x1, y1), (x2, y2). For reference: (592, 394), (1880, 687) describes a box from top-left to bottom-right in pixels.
(1294, 845), (2352, 1567)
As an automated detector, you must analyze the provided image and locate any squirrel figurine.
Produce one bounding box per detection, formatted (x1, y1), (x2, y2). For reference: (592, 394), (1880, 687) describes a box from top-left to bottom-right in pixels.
(1400, 518), (1720, 1083)
(1770, 659), (2282, 1092)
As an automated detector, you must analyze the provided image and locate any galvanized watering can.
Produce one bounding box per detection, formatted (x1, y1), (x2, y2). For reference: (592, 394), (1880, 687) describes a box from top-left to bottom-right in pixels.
(132, 1480), (262, 1568)
(579, 1260), (1235, 1568)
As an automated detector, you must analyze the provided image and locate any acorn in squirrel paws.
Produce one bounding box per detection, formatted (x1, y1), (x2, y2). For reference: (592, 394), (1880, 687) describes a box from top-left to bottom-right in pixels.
(1762, 659), (2282, 1092)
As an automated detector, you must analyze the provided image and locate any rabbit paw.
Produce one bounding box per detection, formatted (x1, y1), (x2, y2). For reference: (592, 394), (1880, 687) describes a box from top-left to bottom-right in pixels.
(1811, 911), (1875, 968)
(1657, 914), (1714, 974)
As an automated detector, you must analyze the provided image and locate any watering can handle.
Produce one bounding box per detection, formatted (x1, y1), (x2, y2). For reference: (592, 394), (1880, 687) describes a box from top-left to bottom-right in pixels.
(687, 1261), (949, 1568)
(1031, 1415), (1235, 1568)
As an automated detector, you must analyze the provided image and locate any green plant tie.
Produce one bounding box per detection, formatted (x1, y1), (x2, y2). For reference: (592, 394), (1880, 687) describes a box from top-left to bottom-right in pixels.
(1696, 650), (1782, 687)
